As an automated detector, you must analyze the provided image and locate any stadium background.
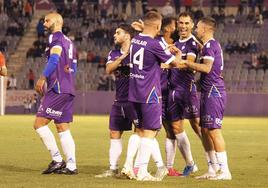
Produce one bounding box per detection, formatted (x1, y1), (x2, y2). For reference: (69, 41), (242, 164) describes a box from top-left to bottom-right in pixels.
(0, 1), (268, 187)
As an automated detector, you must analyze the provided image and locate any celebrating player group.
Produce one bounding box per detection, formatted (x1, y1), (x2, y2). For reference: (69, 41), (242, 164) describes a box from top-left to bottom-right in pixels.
(33, 11), (231, 181)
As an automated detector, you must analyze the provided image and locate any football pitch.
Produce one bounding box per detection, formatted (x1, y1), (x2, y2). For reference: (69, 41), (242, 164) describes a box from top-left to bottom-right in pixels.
(0, 115), (267, 188)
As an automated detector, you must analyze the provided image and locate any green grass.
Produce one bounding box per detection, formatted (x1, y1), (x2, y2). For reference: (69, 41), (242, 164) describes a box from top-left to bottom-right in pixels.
(0, 115), (268, 188)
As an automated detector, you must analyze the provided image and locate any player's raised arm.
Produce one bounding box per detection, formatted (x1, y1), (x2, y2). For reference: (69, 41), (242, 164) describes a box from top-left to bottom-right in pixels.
(161, 45), (187, 69)
(184, 18), (215, 74)
(106, 52), (129, 74)
(185, 57), (213, 74)
(106, 24), (133, 74)
(131, 19), (144, 32)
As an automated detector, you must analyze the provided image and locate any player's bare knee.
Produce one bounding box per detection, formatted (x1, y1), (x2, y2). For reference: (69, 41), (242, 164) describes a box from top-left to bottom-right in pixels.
(33, 117), (50, 130)
(207, 128), (220, 140)
(172, 121), (184, 134)
(110, 130), (122, 139)
(56, 123), (70, 133)
(143, 129), (157, 138)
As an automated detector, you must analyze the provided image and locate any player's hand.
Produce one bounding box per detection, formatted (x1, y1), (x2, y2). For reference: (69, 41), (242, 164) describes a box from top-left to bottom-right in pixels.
(160, 63), (170, 69)
(131, 19), (144, 31)
(177, 61), (187, 69)
(168, 45), (181, 55)
(35, 76), (46, 96)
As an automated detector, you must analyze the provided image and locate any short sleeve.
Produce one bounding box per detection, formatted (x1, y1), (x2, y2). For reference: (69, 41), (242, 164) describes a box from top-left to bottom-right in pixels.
(152, 40), (175, 65)
(48, 34), (62, 51)
(202, 42), (215, 62)
(187, 39), (199, 58)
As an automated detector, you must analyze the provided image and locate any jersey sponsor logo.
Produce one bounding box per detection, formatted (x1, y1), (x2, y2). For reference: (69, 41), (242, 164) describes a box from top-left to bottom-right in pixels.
(202, 115), (214, 124)
(185, 105), (198, 114)
(46, 107), (63, 117)
(130, 73), (145, 79)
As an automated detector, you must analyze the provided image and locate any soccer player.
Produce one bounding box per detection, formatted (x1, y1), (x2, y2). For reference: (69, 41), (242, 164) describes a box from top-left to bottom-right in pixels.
(184, 17), (232, 180)
(34, 12), (78, 175)
(128, 11), (183, 181)
(121, 19), (176, 181)
(168, 12), (202, 176)
(157, 17), (182, 176)
(0, 50), (7, 77)
(95, 24), (138, 178)
(129, 17), (182, 177)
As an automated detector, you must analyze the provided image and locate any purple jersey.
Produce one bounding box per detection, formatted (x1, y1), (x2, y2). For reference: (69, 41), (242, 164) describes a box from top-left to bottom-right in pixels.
(128, 33), (175, 103)
(200, 39), (225, 94)
(170, 35), (199, 91)
(46, 32), (76, 95)
(107, 50), (130, 102)
(156, 36), (171, 97)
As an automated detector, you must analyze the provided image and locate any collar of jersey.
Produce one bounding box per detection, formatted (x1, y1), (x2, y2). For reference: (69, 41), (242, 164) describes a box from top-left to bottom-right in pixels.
(139, 33), (153, 38)
(203, 38), (215, 46)
(179, 34), (193, 43)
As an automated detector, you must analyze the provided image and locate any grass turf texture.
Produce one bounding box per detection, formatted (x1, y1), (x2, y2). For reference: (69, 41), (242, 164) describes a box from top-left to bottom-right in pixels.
(0, 115), (268, 188)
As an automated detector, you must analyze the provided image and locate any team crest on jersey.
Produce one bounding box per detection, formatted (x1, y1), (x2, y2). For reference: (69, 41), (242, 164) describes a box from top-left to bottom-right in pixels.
(38, 105), (44, 113)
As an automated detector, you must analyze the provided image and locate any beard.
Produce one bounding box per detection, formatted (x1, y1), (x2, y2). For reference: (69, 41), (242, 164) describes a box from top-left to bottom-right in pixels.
(45, 23), (55, 34)
(170, 30), (180, 42)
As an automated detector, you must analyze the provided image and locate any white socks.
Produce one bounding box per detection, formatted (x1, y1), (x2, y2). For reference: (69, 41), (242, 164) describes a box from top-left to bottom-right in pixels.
(136, 137), (154, 176)
(59, 130), (76, 171)
(151, 138), (164, 168)
(165, 138), (176, 169)
(109, 139), (122, 170)
(205, 150), (219, 173)
(36, 126), (63, 162)
(175, 131), (194, 166)
(216, 151), (230, 173)
(134, 137), (165, 170)
(124, 134), (140, 168)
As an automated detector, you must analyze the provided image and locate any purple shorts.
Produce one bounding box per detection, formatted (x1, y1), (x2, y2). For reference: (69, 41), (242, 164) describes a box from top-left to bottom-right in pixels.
(131, 102), (162, 130)
(162, 95), (170, 121)
(36, 90), (74, 124)
(109, 101), (137, 131)
(168, 89), (200, 121)
(200, 92), (227, 129)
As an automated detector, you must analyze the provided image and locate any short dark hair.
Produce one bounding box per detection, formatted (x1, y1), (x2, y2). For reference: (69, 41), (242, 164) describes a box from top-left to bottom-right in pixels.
(118, 23), (135, 38)
(143, 11), (162, 23)
(199, 16), (217, 31)
(178, 12), (194, 22)
(161, 17), (176, 31)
